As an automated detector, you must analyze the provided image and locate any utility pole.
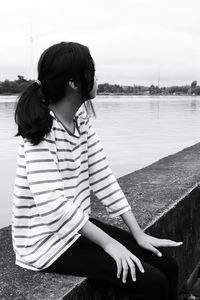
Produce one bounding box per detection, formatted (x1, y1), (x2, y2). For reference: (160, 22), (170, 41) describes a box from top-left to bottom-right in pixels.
(30, 25), (34, 80)
(158, 71), (160, 88)
(29, 25), (61, 80)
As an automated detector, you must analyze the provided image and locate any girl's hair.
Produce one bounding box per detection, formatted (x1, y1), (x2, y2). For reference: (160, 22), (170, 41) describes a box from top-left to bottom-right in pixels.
(14, 41), (96, 145)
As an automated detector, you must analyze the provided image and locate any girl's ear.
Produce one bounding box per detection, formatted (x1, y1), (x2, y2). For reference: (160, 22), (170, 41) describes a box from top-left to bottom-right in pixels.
(69, 80), (79, 91)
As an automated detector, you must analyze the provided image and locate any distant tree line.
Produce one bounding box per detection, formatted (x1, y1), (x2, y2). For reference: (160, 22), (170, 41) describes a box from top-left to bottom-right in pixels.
(0, 76), (34, 95)
(98, 80), (200, 95)
(0, 76), (200, 96)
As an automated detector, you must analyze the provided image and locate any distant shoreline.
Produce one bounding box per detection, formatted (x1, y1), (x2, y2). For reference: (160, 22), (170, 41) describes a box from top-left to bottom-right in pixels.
(1, 77), (199, 96)
(97, 93), (195, 96)
(0, 93), (198, 97)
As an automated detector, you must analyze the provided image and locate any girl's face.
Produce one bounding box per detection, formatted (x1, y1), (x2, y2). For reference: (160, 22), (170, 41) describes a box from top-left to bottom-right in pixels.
(89, 75), (98, 99)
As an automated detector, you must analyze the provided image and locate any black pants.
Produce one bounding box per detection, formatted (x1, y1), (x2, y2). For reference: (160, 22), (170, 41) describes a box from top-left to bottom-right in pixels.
(42, 217), (179, 300)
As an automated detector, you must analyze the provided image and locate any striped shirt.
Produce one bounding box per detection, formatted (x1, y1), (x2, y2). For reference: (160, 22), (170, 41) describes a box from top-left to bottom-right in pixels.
(11, 106), (132, 271)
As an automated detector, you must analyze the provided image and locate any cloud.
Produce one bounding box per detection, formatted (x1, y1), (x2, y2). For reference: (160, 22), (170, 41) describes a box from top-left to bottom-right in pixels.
(0, 0), (199, 85)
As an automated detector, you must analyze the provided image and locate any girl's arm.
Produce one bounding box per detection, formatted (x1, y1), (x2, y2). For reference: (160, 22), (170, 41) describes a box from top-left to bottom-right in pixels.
(78, 215), (145, 284)
(120, 209), (145, 239)
(86, 118), (144, 238)
(78, 218), (116, 248)
(86, 117), (132, 218)
(84, 119), (174, 259)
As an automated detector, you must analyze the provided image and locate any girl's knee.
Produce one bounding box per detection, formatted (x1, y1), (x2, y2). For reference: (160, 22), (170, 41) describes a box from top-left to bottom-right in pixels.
(132, 263), (169, 300)
(147, 267), (169, 299)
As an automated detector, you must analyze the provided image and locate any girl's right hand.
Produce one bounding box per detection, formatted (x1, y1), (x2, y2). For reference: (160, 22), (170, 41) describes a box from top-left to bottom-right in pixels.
(103, 239), (145, 283)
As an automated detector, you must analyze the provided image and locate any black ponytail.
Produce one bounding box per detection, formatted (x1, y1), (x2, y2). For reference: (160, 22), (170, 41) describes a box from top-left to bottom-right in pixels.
(14, 81), (53, 146)
(14, 41), (96, 145)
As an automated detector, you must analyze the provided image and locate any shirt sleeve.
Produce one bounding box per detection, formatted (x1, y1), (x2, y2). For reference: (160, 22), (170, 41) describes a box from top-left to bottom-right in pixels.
(24, 131), (89, 237)
(86, 117), (132, 218)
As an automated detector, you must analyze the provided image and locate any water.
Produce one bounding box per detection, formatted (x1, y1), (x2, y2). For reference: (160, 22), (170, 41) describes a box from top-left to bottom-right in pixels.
(1, 95), (200, 229)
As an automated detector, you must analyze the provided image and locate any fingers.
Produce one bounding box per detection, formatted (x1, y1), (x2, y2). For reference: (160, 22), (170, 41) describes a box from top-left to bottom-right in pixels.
(145, 234), (184, 248)
(130, 254), (145, 274)
(116, 259), (122, 279)
(144, 240), (183, 257)
(116, 254), (145, 284)
(165, 240), (183, 247)
(126, 257), (136, 282)
(153, 239), (183, 247)
(148, 244), (162, 257)
(122, 258), (129, 283)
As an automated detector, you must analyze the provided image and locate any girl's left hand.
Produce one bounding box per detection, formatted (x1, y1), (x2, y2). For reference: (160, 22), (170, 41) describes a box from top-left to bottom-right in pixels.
(135, 232), (183, 257)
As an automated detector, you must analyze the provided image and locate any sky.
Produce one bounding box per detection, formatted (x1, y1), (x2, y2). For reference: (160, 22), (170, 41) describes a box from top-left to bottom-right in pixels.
(0, 0), (200, 86)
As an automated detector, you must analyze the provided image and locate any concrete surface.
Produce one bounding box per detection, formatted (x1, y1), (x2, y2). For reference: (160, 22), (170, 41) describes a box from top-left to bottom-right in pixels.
(1, 142), (200, 299)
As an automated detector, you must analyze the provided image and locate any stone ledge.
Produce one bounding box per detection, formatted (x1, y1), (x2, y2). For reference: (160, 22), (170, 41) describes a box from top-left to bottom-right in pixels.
(1, 142), (200, 299)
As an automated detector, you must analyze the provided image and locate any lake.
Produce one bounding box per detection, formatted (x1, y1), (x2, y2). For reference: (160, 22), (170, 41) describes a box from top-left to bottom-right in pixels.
(1, 95), (200, 229)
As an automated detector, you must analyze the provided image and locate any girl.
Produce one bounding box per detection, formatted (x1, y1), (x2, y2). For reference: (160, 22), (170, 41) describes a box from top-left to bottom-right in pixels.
(12, 41), (183, 300)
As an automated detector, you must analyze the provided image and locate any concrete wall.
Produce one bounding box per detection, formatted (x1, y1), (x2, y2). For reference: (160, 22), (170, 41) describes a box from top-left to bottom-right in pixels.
(1, 142), (200, 299)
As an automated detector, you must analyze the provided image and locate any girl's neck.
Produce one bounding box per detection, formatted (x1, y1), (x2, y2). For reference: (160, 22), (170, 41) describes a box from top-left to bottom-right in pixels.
(49, 94), (82, 126)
